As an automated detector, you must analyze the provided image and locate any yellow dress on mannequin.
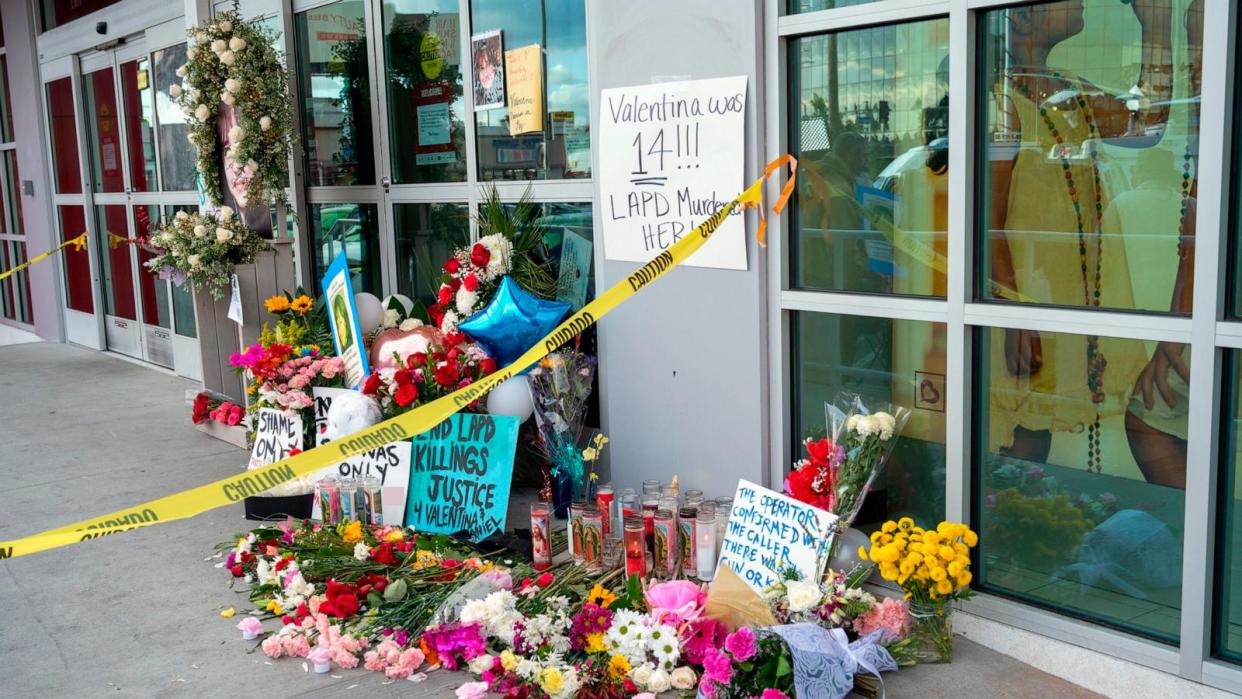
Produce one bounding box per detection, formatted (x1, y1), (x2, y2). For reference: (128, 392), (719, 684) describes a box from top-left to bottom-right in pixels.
(986, 84), (1147, 455)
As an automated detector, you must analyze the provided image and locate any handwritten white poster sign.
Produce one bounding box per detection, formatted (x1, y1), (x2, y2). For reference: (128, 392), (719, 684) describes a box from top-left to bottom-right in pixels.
(248, 408), (304, 470)
(599, 76), (748, 270)
(717, 479), (837, 594)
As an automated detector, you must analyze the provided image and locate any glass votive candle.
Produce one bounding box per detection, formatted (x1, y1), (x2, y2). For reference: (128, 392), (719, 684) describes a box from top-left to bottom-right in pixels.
(696, 510), (718, 581)
(661, 484), (679, 503)
(582, 505), (603, 569)
(569, 500), (587, 565)
(642, 479), (662, 496)
(316, 476), (338, 525)
(684, 489), (704, 505)
(617, 489), (638, 540)
(530, 502), (553, 571)
(596, 485), (615, 541)
(653, 509), (677, 578)
(339, 478), (357, 522)
(602, 538), (623, 570)
(353, 479), (368, 524)
(624, 515), (647, 577)
(678, 505), (698, 575)
(362, 476), (382, 525)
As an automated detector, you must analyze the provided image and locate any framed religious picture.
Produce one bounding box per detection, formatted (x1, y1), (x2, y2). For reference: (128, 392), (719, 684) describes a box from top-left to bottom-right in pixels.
(471, 29), (505, 111)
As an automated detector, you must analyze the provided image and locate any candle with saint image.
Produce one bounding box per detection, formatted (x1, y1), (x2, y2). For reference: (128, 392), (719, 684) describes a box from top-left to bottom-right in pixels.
(596, 485), (614, 540)
(530, 502), (552, 570)
(623, 515), (646, 576)
(569, 500), (587, 565)
(696, 510), (717, 581)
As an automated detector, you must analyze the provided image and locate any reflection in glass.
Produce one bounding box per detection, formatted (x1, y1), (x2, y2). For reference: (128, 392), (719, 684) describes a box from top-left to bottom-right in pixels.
(384, 0), (466, 183)
(153, 44), (196, 191)
(3, 151), (23, 236)
(1217, 352), (1242, 661)
(47, 78), (82, 194)
(310, 203), (381, 295)
(83, 68), (125, 194)
(977, 327), (1185, 641)
(60, 206), (92, 313)
(793, 312), (947, 527)
(135, 205), (170, 328)
(0, 55), (14, 143)
(295, 1), (375, 186)
(164, 205), (198, 338)
(120, 59), (155, 192)
(791, 19), (949, 296)
(394, 203), (468, 307)
(94, 205), (135, 320)
(471, 0), (591, 180)
(0, 240), (30, 323)
(790, 0), (882, 13)
(978, 0), (1202, 314)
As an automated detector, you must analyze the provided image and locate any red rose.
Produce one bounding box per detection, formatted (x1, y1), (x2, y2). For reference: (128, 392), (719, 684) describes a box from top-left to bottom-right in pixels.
(537, 572), (555, 587)
(323, 594), (359, 618)
(230, 564), (244, 577)
(192, 393), (210, 424)
(479, 357), (498, 374)
(447, 347), (461, 362)
(226, 405), (244, 426)
(371, 543), (399, 566)
(407, 352), (427, 368)
(433, 362), (459, 387)
(470, 243), (490, 268)
(394, 368), (412, 386)
(362, 373), (383, 395)
(463, 274), (479, 292)
(444, 331), (466, 348)
(443, 258), (461, 274)
(437, 284), (453, 305)
(394, 383), (419, 407)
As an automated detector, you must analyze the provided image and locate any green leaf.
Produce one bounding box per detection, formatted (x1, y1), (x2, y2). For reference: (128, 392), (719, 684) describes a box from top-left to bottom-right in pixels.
(383, 578), (408, 602)
(776, 653), (792, 677)
(367, 591), (383, 608)
(625, 573), (645, 609)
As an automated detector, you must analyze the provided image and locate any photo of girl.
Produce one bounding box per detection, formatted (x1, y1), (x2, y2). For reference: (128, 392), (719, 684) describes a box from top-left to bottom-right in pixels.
(216, 103), (274, 235)
(330, 293), (354, 353)
(471, 29), (504, 111)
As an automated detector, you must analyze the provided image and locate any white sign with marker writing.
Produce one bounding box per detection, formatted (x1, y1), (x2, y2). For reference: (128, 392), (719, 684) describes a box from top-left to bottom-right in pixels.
(248, 408), (304, 470)
(717, 479), (837, 594)
(599, 76), (748, 270)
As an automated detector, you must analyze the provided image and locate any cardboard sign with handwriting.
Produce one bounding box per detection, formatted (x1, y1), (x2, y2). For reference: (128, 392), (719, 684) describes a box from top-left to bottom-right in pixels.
(406, 413), (519, 542)
(717, 479), (837, 593)
(505, 43), (543, 135)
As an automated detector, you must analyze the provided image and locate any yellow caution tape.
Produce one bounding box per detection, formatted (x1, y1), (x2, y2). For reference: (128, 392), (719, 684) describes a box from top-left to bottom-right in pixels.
(0, 156), (797, 560)
(0, 233), (87, 283)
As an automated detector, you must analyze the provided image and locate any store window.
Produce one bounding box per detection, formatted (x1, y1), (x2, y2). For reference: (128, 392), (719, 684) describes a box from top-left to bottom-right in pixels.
(793, 312), (947, 528)
(59, 206), (92, 314)
(47, 77), (82, 194)
(470, 0), (591, 180)
(309, 203), (380, 295)
(977, 0), (1202, 314)
(790, 1), (883, 13)
(136, 206), (170, 329)
(789, 19), (949, 296)
(164, 205), (198, 338)
(1218, 352), (1242, 661)
(153, 44), (195, 191)
(295, 1), (375, 186)
(383, 0), (466, 184)
(83, 68), (124, 194)
(976, 326), (1185, 642)
(394, 203), (469, 307)
(39, 0), (121, 31)
(0, 56), (13, 143)
(120, 59), (155, 192)
(0, 241), (31, 323)
(94, 205), (135, 320)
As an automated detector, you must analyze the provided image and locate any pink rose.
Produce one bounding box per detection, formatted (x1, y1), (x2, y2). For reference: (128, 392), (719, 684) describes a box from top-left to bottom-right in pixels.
(644, 579), (707, 628)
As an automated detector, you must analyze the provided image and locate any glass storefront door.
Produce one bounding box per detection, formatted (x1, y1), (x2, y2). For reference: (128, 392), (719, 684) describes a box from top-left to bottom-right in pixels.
(46, 34), (198, 374)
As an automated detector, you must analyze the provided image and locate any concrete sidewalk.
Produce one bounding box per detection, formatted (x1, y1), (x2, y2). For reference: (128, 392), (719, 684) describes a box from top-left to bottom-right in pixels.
(0, 342), (1103, 698)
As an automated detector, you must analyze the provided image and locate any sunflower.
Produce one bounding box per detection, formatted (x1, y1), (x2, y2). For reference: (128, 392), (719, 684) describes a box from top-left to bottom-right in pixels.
(586, 582), (618, 608)
(264, 295), (290, 313)
(290, 294), (313, 313)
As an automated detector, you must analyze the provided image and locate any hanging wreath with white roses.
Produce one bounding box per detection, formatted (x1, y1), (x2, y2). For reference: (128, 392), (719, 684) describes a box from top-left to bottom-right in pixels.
(170, 7), (293, 208)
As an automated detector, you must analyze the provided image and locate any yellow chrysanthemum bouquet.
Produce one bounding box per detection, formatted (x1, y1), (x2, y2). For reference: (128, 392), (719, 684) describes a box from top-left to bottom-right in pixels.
(859, 518), (978, 663)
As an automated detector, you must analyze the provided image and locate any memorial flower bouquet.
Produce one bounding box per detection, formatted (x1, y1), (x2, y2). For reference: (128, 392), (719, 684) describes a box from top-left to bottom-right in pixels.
(144, 207), (271, 298)
(360, 330), (497, 417)
(859, 518), (977, 663)
(765, 567), (878, 630)
(429, 187), (557, 333)
(528, 349), (598, 508)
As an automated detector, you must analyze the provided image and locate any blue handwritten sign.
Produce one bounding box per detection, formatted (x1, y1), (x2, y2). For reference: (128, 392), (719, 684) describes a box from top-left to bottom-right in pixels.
(405, 413), (520, 542)
(717, 479), (837, 594)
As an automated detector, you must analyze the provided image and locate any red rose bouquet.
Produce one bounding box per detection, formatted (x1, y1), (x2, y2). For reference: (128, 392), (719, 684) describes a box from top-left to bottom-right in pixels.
(361, 331), (498, 417)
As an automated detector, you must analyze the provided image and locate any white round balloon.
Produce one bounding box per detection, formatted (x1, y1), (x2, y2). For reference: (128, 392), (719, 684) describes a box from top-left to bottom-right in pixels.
(383, 293), (414, 317)
(486, 375), (533, 423)
(828, 526), (873, 574)
(354, 292), (385, 334)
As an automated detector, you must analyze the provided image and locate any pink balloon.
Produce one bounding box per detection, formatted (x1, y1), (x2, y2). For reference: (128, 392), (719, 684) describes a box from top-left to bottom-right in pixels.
(369, 326), (444, 370)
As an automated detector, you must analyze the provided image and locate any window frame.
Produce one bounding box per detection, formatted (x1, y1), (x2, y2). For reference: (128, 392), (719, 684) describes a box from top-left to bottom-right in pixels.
(767, 0), (1241, 692)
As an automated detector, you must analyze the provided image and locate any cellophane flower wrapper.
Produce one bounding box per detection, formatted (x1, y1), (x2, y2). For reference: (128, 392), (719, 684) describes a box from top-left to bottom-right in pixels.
(825, 393), (912, 534)
(528, 352), (597, 498)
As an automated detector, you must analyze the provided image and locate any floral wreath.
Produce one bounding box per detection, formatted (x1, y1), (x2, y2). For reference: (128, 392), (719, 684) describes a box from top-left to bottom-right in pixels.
(171, 7), (293, 208)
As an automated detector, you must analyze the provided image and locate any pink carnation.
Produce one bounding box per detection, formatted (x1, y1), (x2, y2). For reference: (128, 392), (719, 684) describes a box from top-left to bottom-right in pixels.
(854, 596), (912, 643)
(724, 626), (757, 662)
(760, 690), (791, 699)
(644, 579), (707, 629)
(261, 634), (284, 658)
